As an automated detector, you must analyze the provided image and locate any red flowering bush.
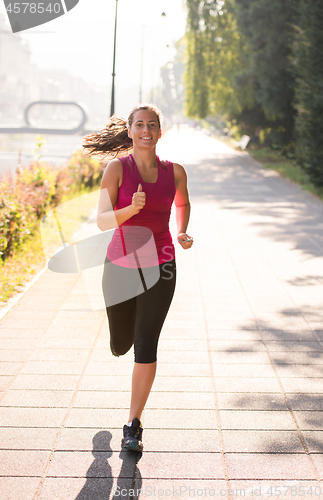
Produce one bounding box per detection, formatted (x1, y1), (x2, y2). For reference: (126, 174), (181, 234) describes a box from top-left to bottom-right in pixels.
(0, 152), (103, 261)
(0, 176), (34, 259)
(68, 151), (103, 190)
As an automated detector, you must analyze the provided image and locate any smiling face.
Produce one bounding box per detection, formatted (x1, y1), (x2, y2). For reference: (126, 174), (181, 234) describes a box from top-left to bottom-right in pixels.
(128, 109), (162, 149)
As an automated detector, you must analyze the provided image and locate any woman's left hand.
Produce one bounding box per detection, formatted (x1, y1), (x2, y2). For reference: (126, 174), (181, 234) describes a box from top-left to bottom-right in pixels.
(177, 232), (194, 249)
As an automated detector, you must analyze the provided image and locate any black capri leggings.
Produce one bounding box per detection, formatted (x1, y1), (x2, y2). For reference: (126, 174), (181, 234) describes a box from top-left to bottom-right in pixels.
(102, 259), (176, 363)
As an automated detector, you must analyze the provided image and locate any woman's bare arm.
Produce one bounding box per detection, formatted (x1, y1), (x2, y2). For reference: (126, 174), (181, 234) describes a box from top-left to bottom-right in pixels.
(97, 159), (145, 231)
(173, 163), (193, 249)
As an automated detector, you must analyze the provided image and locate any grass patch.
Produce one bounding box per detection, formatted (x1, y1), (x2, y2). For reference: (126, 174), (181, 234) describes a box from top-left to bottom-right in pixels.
(0, 230), (46, 306)
(249, 147), (288, 164)
(0, 187), (100, 308)
(248, 147), (323, 200)
(40, 188), (99, 259)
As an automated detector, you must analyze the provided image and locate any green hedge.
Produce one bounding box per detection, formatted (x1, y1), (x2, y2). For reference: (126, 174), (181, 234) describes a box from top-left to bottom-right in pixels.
(0, 151), (103, 262)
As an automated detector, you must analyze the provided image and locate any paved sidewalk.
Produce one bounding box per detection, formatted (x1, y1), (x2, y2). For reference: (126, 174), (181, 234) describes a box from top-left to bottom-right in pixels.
(1, 128), (323, 500)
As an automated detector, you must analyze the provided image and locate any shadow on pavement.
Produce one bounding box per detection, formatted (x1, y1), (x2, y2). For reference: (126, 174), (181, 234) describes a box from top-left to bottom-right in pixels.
(186, 157), (323, 262)
(75, 431), (113, 500)
(75, 431), (142, 500)
(111, 450), (142, 500)
(215, 317), (323, 454)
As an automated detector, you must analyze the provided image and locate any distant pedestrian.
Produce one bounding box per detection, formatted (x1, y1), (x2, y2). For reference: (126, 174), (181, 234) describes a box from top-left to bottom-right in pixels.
(83, 103), (193, 452)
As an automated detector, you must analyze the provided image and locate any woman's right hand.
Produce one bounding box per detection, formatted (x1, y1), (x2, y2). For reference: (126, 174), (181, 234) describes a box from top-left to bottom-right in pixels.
(131, 184), (146, 214)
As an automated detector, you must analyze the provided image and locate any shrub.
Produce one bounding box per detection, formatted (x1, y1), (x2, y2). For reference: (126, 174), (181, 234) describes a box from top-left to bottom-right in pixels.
(68, 151), (103, 190)
(0, 151), (103, 262)
(0, 177), (34, 259)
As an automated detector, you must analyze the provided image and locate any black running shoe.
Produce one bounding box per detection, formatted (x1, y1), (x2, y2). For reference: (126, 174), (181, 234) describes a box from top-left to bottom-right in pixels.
(121, 418), (143, 452)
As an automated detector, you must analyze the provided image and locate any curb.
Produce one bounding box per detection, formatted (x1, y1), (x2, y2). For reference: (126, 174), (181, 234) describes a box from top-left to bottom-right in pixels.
(0, 265), (47, 322)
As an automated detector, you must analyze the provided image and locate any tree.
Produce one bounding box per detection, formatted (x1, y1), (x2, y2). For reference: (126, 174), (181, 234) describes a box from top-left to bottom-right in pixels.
(184, 0), (210, 118)
(184, 0), (297, 143)
(292, 0), (323, 186)
(234, 0), (296, 143)
(185, 0), (254, 119)
(159, 38), (186, 120)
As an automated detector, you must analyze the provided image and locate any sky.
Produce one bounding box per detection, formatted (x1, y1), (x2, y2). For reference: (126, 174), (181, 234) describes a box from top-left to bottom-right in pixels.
(0, 0), (187, 93)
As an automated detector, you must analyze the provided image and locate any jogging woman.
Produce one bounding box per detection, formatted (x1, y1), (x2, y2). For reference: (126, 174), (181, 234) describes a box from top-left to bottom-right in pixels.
(83, 104), (193, 452)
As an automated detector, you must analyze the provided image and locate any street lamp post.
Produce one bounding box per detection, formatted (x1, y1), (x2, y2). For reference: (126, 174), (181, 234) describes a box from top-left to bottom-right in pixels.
(110, 0), (119, 117)
(139, 25), (145, 103)
(139, 12), (167, 104)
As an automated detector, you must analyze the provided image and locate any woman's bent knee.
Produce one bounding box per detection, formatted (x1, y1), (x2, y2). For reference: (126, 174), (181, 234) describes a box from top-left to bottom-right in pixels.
(110, 340), (132, 357)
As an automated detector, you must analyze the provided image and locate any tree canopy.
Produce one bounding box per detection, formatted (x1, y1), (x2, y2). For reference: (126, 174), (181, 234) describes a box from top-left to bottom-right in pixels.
(184, 0), (323, 186)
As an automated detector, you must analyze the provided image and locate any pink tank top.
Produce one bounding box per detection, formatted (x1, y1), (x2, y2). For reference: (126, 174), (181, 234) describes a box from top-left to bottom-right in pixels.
(106, 154), (176, 268)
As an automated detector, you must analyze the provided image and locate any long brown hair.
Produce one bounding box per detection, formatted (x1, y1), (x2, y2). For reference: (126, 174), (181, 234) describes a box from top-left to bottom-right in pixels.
(82, 104), (162, 160)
